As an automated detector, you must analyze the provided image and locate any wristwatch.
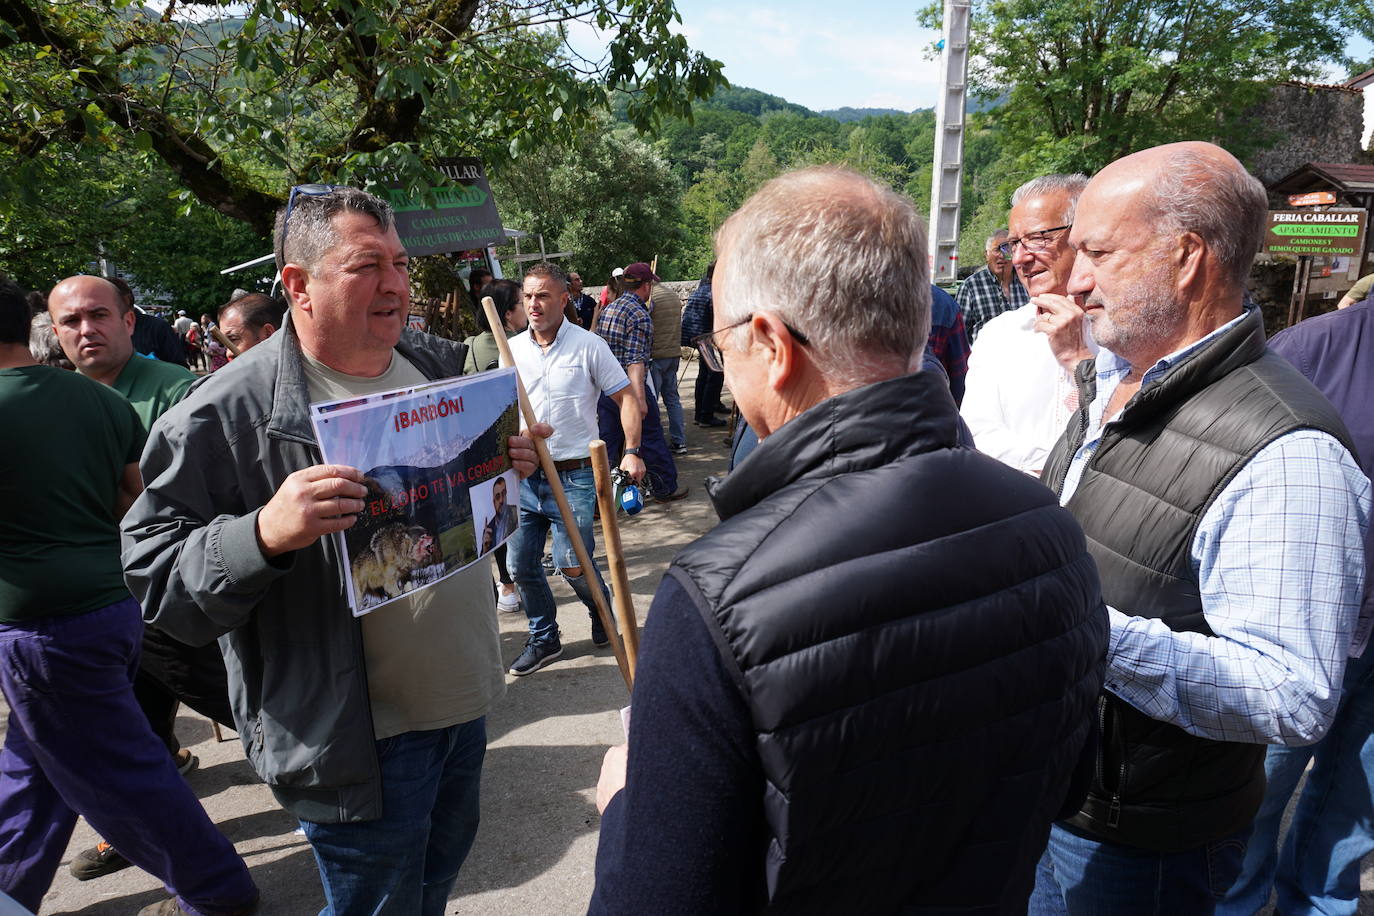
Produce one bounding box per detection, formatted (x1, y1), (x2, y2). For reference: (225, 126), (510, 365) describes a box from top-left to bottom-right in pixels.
(624, 447), (642, 456)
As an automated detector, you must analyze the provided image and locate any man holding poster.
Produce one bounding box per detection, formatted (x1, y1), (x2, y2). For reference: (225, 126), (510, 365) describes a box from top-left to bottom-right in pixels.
(506, 261), (646, 676)
(122, 186), (546, 914)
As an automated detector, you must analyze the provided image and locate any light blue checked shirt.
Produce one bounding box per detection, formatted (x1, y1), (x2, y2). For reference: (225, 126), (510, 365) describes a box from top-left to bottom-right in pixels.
(1062, 309), (1372, 746)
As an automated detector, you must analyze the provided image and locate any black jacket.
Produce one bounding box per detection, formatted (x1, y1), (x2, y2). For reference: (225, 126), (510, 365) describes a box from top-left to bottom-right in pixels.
(672, 370), (1109, 913)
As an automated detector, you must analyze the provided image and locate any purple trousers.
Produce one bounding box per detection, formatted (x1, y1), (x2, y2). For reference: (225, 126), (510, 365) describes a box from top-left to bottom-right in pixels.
(0, 597), (257, 913)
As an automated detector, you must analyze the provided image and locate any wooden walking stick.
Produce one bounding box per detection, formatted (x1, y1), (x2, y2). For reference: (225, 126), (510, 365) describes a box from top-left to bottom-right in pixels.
(210, 324), (241, 358)
(481, 296), (634, 692)
(589, 440), (640, 676)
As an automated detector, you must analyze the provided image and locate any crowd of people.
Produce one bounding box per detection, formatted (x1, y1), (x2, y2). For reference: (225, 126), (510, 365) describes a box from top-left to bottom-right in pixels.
(0, 137), (1371, 916)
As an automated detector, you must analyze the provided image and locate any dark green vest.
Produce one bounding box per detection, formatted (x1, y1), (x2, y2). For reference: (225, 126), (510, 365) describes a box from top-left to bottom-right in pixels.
(1042, 308), (1353, 851)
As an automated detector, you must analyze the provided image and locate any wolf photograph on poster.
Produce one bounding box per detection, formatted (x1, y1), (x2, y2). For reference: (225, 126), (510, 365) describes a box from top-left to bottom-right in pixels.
(309, 369), (521, 615)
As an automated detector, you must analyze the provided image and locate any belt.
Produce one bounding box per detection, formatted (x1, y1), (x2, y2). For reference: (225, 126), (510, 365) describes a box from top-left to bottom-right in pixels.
(551, 457), (593, 472)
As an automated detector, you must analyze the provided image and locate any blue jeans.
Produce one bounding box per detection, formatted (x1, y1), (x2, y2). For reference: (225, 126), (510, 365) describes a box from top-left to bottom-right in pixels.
(507, 467), (610, 645)
(1029, 822), (1249, 915)
(650, 356), (686, 448)
(1219, 646), (1374, 916)
(0, 598), (257, 914)
(300, 717), (486, 916)
(597, 393), (678, 498)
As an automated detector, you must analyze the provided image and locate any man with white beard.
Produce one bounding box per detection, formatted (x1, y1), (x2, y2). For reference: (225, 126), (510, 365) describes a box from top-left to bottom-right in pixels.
(1031, 141), (1371, 915)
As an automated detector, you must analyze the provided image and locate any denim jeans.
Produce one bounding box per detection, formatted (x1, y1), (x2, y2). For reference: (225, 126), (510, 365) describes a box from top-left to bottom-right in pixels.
(597, 393), (679, 498)
(694, 363), (725, 422)
(650, 356), (686, 448)
(300, 717), (486, 916)
(0, 597), (257, 914)
(1218, 646), (1374, 916)
(1029, 822), (1249, 915)
(507, 467), (610, 645)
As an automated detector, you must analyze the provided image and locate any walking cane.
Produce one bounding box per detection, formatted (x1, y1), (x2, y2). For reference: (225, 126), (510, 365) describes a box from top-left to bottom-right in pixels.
(589, 440), (640, 677)
(481, 297), (634, 692)
(211, 324), (241, 358)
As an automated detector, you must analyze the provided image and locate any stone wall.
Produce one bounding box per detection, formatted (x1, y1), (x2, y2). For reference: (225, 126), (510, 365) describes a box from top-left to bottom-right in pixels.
(1244, 82), (1368, 187)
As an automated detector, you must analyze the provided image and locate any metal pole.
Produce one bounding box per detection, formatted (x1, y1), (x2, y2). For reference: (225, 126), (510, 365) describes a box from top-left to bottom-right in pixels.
(927, 0), (971, 284)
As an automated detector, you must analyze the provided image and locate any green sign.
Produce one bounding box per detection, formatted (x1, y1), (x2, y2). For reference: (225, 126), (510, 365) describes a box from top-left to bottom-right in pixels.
(388, 158), (505, 256)
(1265, 209), (1367, 257)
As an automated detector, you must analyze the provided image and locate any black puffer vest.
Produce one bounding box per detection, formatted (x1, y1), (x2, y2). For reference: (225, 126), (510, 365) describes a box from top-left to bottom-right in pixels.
(1041, 308), (1353, 851)
(673, 371), (1109, 913)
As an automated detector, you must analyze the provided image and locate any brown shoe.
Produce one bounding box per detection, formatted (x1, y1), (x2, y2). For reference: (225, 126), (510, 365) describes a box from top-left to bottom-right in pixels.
(654, 486), (690, 504)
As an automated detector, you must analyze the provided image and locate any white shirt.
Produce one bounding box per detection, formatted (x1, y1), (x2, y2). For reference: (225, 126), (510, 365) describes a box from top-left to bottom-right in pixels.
(509, 318), (629, 461)
(960, 302), (1097, 476)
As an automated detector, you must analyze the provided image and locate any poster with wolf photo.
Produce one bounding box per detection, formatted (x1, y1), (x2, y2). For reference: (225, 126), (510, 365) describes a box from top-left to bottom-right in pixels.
(308, 368), (522, 615)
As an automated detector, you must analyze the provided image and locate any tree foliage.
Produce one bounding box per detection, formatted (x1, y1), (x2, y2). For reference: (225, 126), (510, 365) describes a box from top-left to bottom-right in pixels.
(491, 121), (682, 282)
(0, 0), (724, 234)
(932, 0), (1374, 175)
(0, 140), (265, 305)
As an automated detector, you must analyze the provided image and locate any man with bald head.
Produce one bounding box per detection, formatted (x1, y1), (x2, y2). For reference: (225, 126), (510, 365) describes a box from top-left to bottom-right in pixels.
(48, 275), (196, 434)
(0, 279), (257, 913)
(961, 175), (1097, 476)
(48, 275), (226, 885)
(1031, 142), (1371, 914)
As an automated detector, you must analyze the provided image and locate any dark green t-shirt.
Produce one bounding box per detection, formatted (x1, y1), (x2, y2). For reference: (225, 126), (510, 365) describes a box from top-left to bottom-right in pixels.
(111, 353), (197, 435)
(0, 366), (144, 622)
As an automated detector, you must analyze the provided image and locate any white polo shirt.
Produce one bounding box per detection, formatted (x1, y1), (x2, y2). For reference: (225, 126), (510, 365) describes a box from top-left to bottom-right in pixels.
(508, 318), (629, 461)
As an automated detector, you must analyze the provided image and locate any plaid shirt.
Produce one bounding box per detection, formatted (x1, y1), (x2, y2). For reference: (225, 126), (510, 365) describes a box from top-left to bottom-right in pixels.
(1062, 310), (1372, 745)
(596, 290), (653, 368)
(957, 267), (1028, 342)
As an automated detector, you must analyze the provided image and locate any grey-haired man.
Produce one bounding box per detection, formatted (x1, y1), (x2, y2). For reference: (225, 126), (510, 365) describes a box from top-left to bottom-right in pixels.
(123, 186), (547, 914)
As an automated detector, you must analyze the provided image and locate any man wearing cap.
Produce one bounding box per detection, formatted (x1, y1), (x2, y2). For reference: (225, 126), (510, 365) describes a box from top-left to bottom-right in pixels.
(506, 262), (646, 675)
(595, 262), (687, 502)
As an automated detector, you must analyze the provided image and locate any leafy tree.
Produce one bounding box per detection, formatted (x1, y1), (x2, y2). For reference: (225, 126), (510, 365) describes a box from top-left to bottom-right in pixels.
(0, 0), (725, 233)
(490, 121), (683, 282)
(0, 141), (265, 304)
(700, 85), (812, 118)
(929, 0), (1374, 174)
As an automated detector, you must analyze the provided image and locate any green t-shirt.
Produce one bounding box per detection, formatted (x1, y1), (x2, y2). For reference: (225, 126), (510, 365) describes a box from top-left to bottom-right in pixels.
(1347, 273), (1374, 305)
(462, 328), (517, 375)
(111, 353), (197, 434)
(301, 349), (505, 740)
(0, 366), (144, 622)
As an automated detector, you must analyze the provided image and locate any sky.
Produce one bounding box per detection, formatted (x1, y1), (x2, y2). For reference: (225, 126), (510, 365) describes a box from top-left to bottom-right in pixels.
(567, 1), (1374, 114)
(568, 0), (946, 113)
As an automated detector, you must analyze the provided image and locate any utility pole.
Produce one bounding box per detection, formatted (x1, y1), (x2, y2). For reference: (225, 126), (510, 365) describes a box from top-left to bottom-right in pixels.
(928, 0), (971, 284)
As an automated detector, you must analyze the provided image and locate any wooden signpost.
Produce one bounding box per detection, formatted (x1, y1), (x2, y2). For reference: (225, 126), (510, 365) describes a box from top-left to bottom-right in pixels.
(1265, 208), (1368, 327)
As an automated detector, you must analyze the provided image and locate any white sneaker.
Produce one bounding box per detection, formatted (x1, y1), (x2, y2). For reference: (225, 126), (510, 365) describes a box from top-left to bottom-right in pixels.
(497, 589), (521, 612)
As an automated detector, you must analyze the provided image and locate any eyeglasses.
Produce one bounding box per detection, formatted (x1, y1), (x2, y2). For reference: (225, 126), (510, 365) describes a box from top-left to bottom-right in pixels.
(277, 183), (345, 268)
(692, 313), (810, 372)
(998, 224), (1071, 258)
